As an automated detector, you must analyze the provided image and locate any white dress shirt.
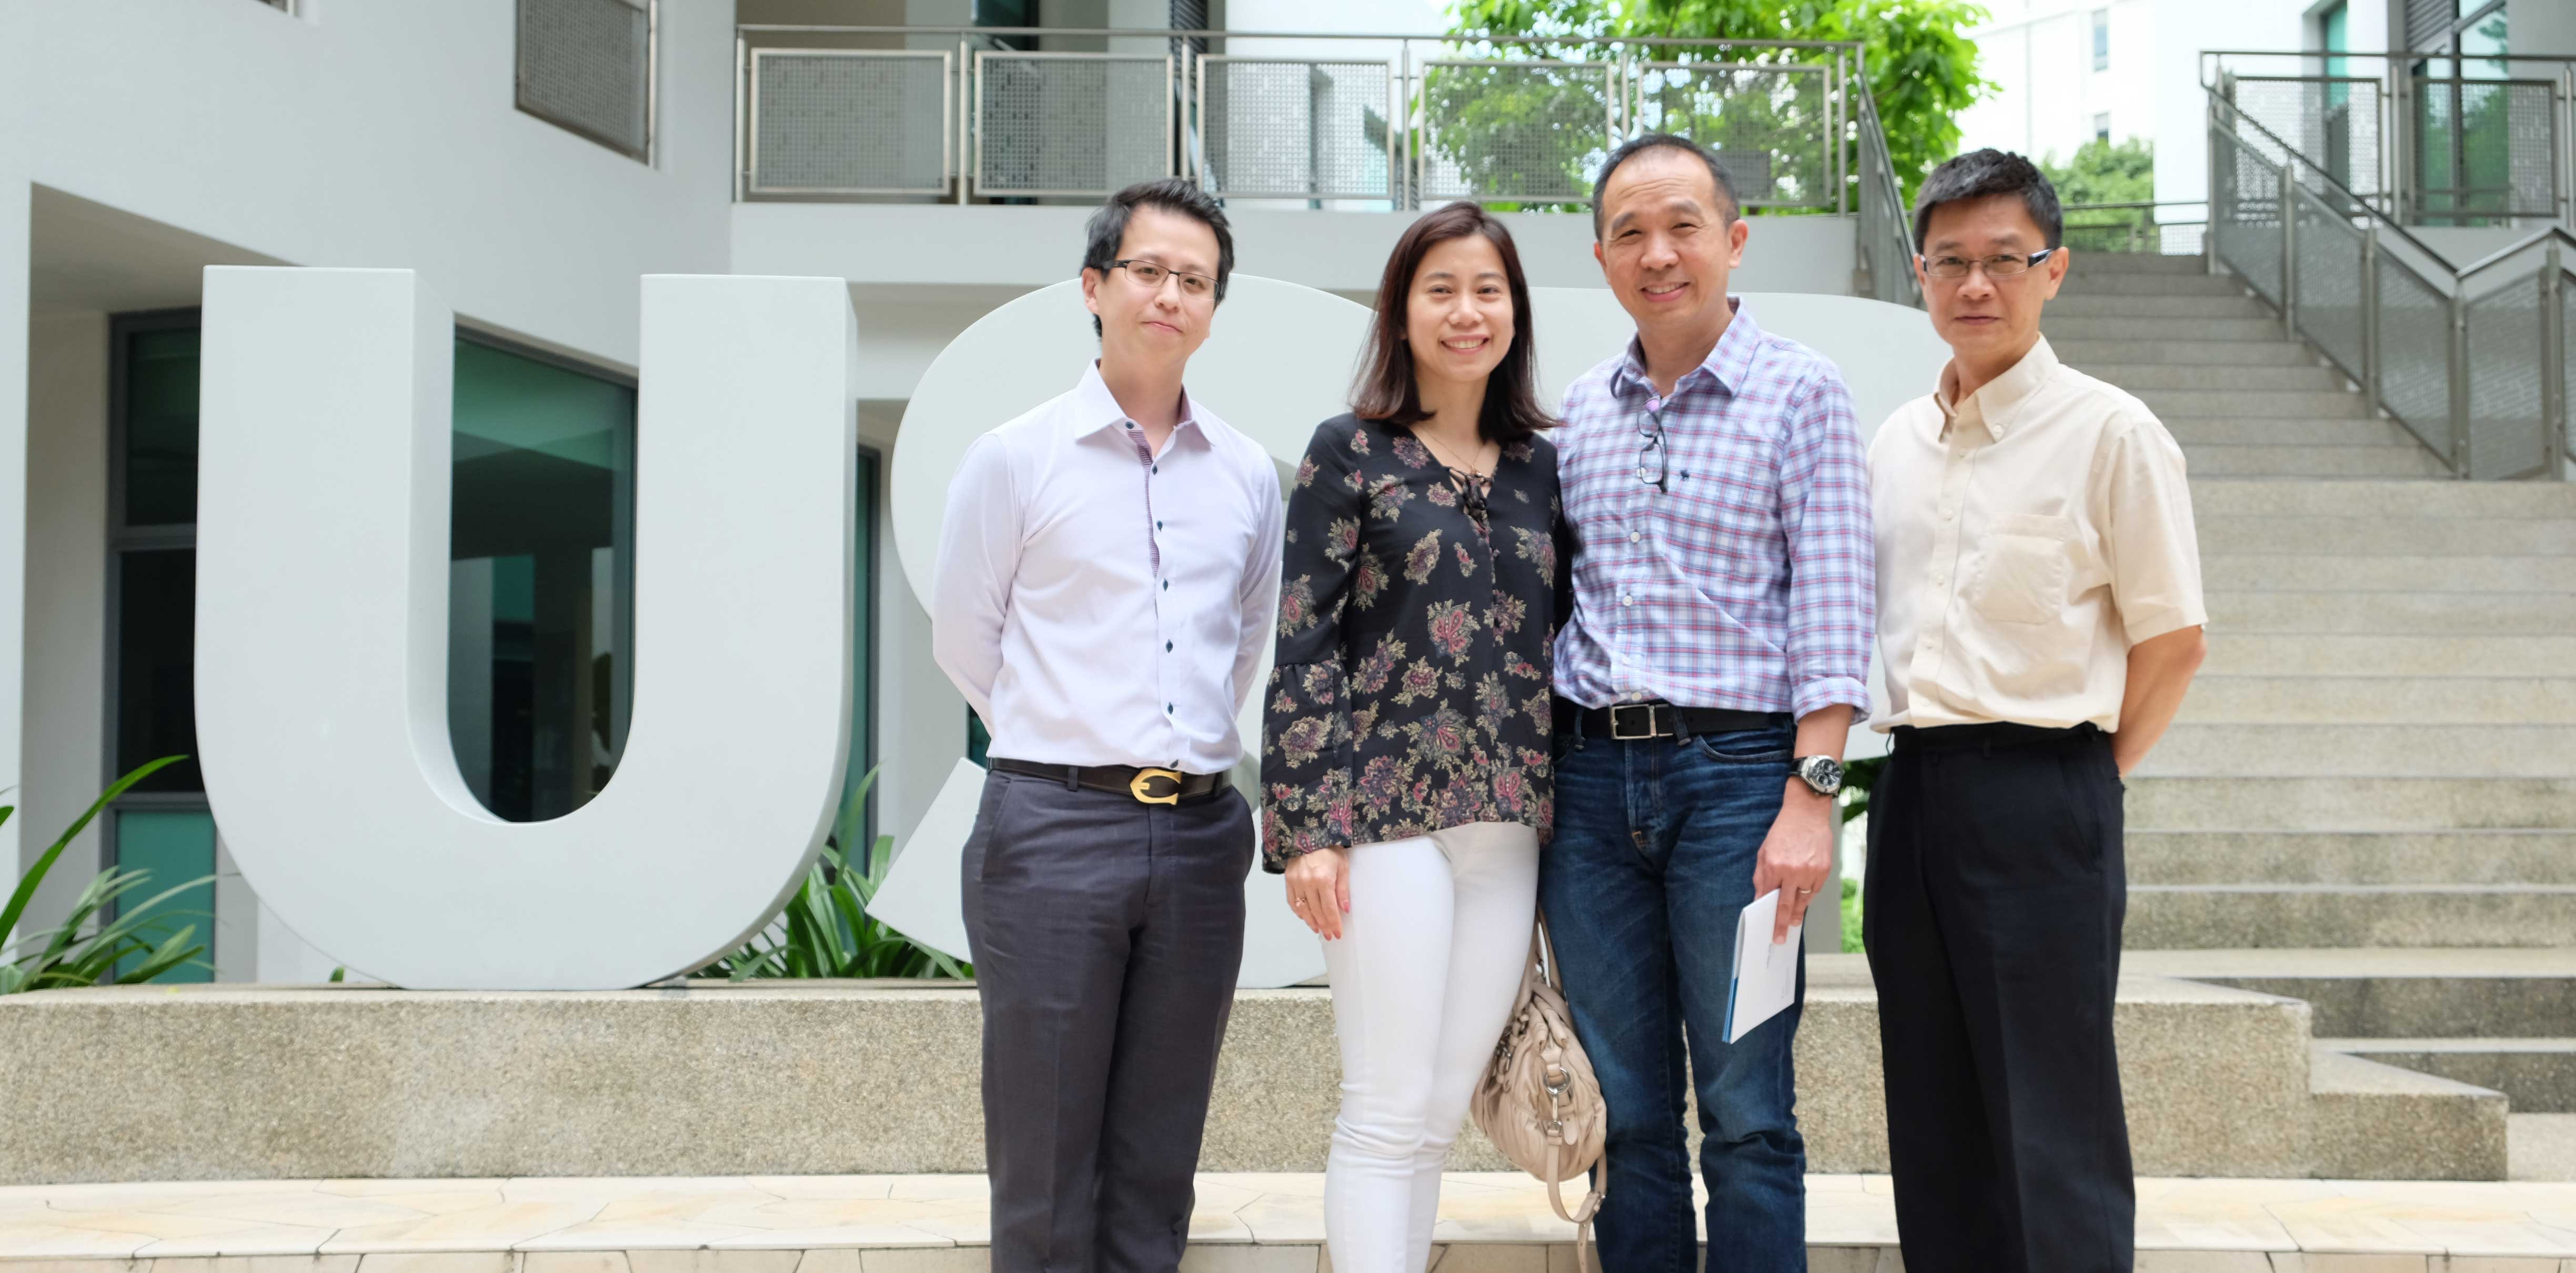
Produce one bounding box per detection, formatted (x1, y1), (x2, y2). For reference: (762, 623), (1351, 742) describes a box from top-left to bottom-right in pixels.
(1870, 337), (2207, 733)
(933, 361), (1284, 773)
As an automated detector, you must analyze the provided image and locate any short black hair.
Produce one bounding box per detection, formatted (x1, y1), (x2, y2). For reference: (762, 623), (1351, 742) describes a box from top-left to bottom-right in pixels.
(1910, 148), (2063, 254)
(1590, 133), (1739, 240)
(1080, 177), (1234, 338)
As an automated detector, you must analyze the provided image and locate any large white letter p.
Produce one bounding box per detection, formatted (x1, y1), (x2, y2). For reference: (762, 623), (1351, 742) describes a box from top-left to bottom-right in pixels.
(196, 269), (858, 990)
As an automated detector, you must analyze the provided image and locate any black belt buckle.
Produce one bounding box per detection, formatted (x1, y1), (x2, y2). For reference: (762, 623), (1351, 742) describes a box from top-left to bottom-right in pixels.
(1608, 702), (1664, 741)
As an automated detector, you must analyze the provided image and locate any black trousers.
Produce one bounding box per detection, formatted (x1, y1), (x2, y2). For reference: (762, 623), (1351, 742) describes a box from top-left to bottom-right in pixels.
(1863, 721), (2134, 1273)
(960, 767), (1254, 1273)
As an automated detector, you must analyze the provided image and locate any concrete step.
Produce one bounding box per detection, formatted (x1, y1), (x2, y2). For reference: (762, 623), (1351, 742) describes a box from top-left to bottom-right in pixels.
(2125, 775), (2576, 830)
(2182, 442), (2449, 477)
(2307, 1045), (2509, 1179)
(2045, 314), (2289, 342)
(2126, 884), (2576, 949)
(2056, 337), (2317, 366)
(2197, 514), (2576, 555)
(2167, 416), (2417, 446)
(2202, 589), (2576, 634)
(2142, 388), (2373, 418)
(2189, 479), (2576, 519)
(2202, 554), (2576, 591)
(2072, 251), (2215, 274)
(2047, 292), (2275, 319)
(2199, 634), (2576, 676)
(2127, 830), (2576, 885)
(2128, 948), (2576, 1039)
(2058, 271), (2252, 297)
(2512, 1111), (2576, 1179)
(2079, 362), (2351, 390)
(2138, 723), (2576, 777)
(2322, 1037), (2576, 1113)
(2178, 675), (2576, 723)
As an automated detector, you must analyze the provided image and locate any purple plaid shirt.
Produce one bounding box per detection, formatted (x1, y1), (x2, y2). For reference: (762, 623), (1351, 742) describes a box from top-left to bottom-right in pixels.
(1554, 300), (1875, 721)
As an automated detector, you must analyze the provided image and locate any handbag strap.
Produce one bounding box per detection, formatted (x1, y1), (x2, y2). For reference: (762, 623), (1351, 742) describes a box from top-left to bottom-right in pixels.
(1542, 1138), (1603, 1273)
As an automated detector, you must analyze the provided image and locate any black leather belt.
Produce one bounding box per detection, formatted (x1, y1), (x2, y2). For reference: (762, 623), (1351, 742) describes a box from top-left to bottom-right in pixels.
(989, 758), (1231, 806)
(1557, 699), (1790, 741)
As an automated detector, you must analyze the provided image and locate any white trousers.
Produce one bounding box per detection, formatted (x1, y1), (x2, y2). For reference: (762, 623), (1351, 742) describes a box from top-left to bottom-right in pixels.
(1321, 821), (1541, 1273)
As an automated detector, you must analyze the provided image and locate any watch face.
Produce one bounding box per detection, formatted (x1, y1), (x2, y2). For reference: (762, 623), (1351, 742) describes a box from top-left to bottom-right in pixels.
(1799, 756), (1843, 793)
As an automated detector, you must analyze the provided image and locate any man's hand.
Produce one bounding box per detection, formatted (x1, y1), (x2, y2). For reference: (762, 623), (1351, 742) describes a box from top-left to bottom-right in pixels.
(1752, 783), (1836, 943)
(1284, 847), (1350, 941)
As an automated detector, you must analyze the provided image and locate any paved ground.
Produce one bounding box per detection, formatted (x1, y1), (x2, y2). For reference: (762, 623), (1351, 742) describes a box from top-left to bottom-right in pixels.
(4, 1173), (2576, 1271)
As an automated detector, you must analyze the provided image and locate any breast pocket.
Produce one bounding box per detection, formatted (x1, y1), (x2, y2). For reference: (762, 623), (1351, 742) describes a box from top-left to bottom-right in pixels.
(1970, 512), (2076, 626)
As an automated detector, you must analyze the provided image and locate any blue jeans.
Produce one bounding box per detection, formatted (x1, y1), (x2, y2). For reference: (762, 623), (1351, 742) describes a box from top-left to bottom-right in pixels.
(1538, 723), (1807, 1273)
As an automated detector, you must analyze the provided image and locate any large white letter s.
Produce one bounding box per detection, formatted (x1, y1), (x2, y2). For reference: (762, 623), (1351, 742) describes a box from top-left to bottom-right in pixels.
(196, 269), (858, 990)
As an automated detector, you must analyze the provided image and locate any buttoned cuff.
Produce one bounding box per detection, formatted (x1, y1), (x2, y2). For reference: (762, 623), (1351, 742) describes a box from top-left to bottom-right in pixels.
(1792, 675), (1871, 723)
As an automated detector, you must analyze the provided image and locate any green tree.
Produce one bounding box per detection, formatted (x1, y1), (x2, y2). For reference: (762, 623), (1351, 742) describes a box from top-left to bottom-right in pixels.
(1444, 0), (1994, 204)
(2038, 137), (2158, 249)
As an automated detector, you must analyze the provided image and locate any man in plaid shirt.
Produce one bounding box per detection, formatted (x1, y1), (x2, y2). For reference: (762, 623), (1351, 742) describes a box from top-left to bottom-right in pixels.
(1545, 133), (1875, 1273)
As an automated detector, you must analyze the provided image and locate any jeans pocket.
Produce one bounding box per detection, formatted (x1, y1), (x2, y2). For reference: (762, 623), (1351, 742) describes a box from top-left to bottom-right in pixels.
(1689, 729), (1793, 766)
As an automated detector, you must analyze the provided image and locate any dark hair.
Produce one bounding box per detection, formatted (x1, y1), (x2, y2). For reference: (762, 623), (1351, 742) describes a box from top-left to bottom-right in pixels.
(1349, 201), (1553, 443)
(1910, 148), (2063, 254)
(1080, 177), (1235, 337)
(1591, 132), (1739, 239)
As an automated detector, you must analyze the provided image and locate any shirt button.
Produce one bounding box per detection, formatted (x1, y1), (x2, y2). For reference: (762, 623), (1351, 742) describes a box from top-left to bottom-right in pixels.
(1165, 641), (1173, 652)
(1629, 531), (1642, 543)
(1152, 464), (1159, 474)
(1162, 580), (1169, 590)
(1944, 511), (1956, 522)
(1124, 422), (1135, 430)
(1166, 703), (1174, 713)
(1622, 595), (1634, 607)
(1156, 520), (1164, 530)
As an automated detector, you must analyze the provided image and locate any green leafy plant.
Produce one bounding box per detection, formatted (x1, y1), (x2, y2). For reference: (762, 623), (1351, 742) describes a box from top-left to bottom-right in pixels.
(2, 757), (213, 994)
(704, 766), (971, 982)
(1834, 755), (1883, 954)
(1445, 0), (1996, 206)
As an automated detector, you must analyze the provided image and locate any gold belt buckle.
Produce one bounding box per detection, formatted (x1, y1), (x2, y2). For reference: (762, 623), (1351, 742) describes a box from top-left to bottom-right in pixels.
(1129, 767), (1185, 805)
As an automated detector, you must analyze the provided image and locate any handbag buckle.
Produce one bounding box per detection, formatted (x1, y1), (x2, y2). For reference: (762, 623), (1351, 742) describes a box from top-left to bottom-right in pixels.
(1128, 767), (1184, 805)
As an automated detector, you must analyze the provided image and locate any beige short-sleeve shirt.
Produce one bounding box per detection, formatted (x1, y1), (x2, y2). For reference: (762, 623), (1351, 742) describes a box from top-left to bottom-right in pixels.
(1869, 336), (2207, 733)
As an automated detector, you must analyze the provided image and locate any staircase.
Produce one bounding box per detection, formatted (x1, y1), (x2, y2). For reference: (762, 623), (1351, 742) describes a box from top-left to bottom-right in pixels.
(2051, 250), (2576, 1180)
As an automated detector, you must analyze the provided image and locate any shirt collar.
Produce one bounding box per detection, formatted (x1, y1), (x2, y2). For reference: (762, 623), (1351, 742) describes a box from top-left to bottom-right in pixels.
(1072, 359), (1203, 443)
(1613, 297), (1759, 403)
(1933, 336), (2059, 442)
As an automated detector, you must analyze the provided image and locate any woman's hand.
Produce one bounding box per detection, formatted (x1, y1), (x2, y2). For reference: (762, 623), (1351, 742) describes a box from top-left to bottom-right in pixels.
(1284, 846), (1351, 940)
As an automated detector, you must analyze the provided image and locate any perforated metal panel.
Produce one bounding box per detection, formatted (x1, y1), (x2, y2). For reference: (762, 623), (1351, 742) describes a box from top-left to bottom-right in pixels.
(2213, 132), (2286, 308)
(2229, 77), (2385, 205)
(2374, 253), (2453, 459)
(974, 53), (1172, 198)
(2291, 186), (2368, 379)
(2413, 78), (2560, 218)
(517, 0), (651, 161)
(751, 50), (950, 195)
(1417, 60), (1616, 204)
(2466, 275), (2547, 479)
(1627, 63), (1828, 207)
(1198, 57), (1393, 201)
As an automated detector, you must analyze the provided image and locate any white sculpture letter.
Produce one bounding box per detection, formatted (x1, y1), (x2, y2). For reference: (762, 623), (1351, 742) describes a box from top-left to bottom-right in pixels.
(195, 268), (858, 990)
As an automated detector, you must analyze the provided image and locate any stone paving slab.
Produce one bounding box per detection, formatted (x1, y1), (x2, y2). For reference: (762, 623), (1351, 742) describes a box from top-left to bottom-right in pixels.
(3, 1175), (2575, 1271)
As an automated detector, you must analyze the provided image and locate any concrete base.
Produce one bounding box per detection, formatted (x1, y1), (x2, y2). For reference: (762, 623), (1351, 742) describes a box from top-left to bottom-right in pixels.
(0, 959), (2500, 1185)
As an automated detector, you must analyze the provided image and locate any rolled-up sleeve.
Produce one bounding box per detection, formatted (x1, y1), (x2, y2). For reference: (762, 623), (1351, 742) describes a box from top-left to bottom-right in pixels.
(1777, 370), (1877, 721)
(1260, 427), (1363, 871)
(2102, 411), (2208, 645)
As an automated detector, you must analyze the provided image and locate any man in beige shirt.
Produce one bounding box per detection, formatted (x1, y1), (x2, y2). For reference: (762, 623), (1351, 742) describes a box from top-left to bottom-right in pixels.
(1864, 149), (2208, 1273)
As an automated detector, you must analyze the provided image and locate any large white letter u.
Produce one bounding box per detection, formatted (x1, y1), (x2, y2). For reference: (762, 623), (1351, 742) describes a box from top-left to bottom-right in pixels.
(195, 269), (857, 990)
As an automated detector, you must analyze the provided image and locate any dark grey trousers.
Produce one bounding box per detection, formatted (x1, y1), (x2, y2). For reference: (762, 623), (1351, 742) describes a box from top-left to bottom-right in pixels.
(960, 767), (1254, 1273)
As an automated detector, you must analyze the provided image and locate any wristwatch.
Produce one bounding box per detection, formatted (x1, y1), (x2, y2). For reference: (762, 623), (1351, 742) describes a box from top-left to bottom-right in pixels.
(1791, 755), (1845, 798)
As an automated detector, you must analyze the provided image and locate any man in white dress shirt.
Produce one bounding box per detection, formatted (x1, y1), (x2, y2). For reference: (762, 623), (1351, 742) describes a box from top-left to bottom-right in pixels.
(931, 178), (1283, 1273)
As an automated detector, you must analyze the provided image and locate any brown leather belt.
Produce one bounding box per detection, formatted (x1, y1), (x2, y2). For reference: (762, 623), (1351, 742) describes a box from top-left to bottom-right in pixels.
(989, 758), (1232, 806)
(1556, 699), (1791, 741)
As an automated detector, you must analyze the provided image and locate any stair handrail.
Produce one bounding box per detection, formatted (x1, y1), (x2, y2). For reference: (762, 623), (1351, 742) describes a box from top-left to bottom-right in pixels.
(1851, 81), (1920, 309)
(2205, 82), (2572, 481)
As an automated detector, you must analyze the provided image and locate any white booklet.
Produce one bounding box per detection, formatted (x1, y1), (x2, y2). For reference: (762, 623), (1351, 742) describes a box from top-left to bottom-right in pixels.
(1724, 889), (1804, 1044)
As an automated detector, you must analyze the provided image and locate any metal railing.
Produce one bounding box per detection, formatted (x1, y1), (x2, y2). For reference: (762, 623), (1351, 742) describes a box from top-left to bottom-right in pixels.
(2203, 50), (2573, 226)
(2060, 201), (2209, 255)
(1851, 82), (1918, 308)
(733, 25), (1876, 214)
(2209, 87), (2571, 480)
(518, 0), (656, 163)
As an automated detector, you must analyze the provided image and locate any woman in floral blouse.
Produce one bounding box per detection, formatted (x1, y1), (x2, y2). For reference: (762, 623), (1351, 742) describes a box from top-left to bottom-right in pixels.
(1264, 201), (1564, 1273)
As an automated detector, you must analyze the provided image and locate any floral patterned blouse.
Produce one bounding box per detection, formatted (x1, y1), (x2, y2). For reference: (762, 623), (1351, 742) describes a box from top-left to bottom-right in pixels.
(1261, 413), (1565, 872)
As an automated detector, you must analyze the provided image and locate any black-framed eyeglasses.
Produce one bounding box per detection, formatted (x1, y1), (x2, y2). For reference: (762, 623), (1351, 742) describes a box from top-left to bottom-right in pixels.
(1109, 259), (1217, 297)
(1637, 409), (1669, 492)
(1917, 248), (2057, 281)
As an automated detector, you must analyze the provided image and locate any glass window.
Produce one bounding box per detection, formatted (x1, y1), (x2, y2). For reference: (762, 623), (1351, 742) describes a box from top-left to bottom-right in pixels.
(2094, 113), (2111, 142)
(114, 548), (203, 794)
(109, 808), (217, 983)
(120, 327), (202, 527)
(449, 337), (636, 822)
(848, 447), (882, 842)
(2091, 8), (2109, 72)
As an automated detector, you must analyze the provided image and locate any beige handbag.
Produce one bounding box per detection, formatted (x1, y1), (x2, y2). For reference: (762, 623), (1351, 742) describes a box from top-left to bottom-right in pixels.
(1469, 915), (1607, 1271)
